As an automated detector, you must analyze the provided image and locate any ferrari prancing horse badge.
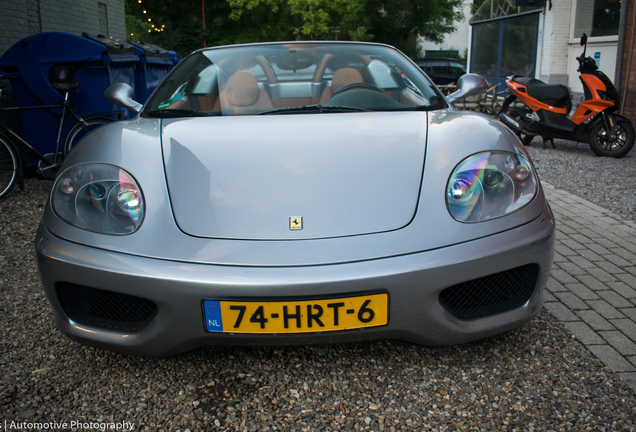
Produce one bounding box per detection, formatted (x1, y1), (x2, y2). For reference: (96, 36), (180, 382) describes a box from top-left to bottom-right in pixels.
(289, 217), (302, 230)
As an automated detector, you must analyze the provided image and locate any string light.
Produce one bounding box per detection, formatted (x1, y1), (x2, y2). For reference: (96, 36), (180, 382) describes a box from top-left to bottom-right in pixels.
(133, 0), (166, 39)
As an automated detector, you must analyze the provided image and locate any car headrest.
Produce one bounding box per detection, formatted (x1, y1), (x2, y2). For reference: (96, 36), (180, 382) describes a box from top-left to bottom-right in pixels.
(332, 68), (363, 93)
(226, 72), (259, 107)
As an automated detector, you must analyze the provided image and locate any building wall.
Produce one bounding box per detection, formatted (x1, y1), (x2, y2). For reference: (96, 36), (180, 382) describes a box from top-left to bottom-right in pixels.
(0, 0), (126, 58)
(417, 1), (472, 57)
(538, 0), (573, 85)
(619, 0), (636, 123)
(568, 41), (618, 94)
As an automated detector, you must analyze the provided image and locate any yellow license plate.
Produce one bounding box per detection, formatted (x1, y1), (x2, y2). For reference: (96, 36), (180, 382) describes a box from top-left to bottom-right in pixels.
(203, 293), (388, 334)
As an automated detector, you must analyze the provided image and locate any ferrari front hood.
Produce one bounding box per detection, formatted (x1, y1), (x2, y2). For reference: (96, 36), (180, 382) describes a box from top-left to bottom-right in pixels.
(161, 112), (427, 240)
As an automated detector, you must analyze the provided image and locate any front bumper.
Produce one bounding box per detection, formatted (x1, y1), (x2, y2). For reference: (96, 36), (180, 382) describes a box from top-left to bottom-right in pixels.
(36, 209), (555, 357)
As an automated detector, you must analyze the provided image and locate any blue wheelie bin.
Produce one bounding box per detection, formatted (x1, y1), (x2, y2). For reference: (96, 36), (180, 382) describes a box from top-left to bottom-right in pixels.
(0, 32), (139, 157)
(127, 40), (181, 102)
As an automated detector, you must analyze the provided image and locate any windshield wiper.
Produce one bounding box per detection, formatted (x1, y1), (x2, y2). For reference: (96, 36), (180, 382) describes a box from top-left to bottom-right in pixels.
(257, 105), (368, 115)
(146, 109), (213, 118)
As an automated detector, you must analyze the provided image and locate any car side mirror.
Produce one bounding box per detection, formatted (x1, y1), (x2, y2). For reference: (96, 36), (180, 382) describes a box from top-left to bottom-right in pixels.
(446, 73), (489, 105)
(105, 83), (143, 113)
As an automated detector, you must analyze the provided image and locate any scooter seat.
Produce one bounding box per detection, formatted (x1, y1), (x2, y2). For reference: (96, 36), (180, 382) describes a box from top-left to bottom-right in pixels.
(511, 77), (570, 109)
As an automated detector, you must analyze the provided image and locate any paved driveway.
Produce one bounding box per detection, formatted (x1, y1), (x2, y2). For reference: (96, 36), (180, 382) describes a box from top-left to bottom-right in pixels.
(542, 183), (636, 391)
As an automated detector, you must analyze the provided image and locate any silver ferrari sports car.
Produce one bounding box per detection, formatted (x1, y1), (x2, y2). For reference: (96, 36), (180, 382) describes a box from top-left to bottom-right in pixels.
(35, 42), (555, 356)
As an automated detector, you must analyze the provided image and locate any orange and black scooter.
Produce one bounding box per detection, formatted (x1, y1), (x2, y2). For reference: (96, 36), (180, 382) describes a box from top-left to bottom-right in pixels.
(498, 33), (634, 158)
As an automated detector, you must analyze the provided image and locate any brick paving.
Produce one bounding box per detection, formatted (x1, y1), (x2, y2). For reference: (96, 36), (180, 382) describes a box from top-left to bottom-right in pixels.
(542, 182), (636, 391)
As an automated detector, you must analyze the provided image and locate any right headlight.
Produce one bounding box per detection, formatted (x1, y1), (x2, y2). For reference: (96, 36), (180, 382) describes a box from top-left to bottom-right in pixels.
(52, 163), (144, 235)
(446, 151), (537, 223)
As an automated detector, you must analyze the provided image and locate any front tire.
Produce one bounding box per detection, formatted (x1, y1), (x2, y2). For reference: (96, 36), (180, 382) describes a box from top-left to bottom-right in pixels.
(590, 118), (635, 158)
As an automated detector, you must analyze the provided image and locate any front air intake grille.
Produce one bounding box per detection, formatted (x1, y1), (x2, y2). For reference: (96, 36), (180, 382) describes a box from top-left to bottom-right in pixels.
(56, 282), (158, 331)
(439, 264), (539, 320)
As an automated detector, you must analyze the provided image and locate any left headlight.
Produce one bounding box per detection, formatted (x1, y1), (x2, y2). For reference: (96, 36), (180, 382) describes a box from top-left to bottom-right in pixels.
(52, 163), (145, 234)
(446, 151), (537, 223)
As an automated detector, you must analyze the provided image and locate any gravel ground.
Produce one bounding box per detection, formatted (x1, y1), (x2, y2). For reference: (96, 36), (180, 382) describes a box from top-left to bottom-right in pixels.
(2, 176), (636, 431)
(525, 138), (636, 221)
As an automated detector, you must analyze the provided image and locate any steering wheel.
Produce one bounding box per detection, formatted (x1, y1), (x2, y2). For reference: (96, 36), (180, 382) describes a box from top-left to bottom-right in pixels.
(332, 82), (383, 97)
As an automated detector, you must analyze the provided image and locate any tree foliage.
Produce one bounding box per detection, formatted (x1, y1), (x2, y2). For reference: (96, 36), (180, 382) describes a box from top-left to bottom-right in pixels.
(362, 0), (463, 55)
(471, 0), (488, 14)
(125, 0), (463, 57)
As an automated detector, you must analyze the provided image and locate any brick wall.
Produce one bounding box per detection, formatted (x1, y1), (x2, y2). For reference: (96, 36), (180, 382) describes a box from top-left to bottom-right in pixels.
(0, 0), (125, 57)
(620, 1), (636, 123)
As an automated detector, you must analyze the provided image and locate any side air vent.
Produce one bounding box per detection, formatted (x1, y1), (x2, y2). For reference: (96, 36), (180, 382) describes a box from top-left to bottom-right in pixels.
(439, 264), (539, 320)
(56, 282), (157, 331)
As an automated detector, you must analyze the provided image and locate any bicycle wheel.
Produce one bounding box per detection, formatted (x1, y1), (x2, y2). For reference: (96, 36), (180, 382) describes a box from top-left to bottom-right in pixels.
(504, 109), (534, 146)
(0, 134), (19, 199)
(64, 116), (114, 156)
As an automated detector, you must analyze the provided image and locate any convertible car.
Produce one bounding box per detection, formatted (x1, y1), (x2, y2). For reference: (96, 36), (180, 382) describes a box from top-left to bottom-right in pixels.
(35, 41), (555, 356)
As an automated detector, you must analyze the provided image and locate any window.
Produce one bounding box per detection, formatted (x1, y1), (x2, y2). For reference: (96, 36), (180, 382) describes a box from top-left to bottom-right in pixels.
(471, 14), (538, 79)
(143, 44), (448, 116)
(450, 64), (466, 76)
(431, 62), (448, 74)
(98, 3), (108, 35)
(501, 14), (539, 76)
(472, 22), (500, 77)
(573, 0), (621, 38)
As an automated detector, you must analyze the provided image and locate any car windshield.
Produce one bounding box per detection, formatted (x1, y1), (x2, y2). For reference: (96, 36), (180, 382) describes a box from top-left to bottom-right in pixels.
(143, 42), (446, 117)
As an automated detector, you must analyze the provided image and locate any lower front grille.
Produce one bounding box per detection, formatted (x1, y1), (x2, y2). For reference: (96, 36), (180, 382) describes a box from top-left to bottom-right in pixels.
(439, 264), (539, 320)
(55, 282), (158, 331)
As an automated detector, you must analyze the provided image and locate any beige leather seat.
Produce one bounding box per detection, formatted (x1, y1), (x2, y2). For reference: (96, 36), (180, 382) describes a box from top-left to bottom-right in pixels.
(218, 72), (273, 114)
(318, 68), (364, 105)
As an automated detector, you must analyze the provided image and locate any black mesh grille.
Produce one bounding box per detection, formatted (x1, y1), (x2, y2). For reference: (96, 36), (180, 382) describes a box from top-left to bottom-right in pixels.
(56, 282), (157, 331)
(439, 264), (539, 320)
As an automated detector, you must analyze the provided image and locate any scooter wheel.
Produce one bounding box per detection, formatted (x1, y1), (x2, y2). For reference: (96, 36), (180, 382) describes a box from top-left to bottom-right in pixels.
(507, 110), (534, 146)
(590, 119), (635, 158)
(518, 133), (534, 146)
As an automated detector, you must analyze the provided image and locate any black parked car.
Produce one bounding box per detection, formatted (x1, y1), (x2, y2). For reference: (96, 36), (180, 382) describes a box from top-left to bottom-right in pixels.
(412, 58), (466, 85)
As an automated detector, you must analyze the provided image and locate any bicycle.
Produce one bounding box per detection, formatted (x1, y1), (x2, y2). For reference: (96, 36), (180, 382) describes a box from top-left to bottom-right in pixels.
(0, 78), (121, 199)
